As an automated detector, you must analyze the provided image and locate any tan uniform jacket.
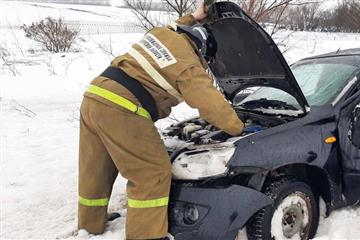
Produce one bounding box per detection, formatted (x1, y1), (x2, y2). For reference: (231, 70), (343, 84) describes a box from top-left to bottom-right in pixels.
(85, 15), (244, 136)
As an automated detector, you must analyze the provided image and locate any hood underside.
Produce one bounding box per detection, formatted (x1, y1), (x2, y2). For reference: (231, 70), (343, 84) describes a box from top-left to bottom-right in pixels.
(207, 2), (309, 111)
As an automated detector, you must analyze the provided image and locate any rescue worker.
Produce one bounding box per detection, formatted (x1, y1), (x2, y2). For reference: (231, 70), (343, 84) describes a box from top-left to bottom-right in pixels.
(78, 1), (244, 239)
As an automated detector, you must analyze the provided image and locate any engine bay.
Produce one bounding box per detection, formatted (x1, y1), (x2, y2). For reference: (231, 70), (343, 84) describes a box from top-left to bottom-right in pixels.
(163, 118), (234, 145)
(163, 109), (294, 148)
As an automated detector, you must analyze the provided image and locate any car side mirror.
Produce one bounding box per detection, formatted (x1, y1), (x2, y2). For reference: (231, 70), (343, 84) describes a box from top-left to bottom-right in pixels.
(352, 105), (360, 148)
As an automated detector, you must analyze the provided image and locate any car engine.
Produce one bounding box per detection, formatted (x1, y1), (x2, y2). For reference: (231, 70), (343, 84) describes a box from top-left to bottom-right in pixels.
(164, 118), (234, 145)
(163, 110), (290, 152)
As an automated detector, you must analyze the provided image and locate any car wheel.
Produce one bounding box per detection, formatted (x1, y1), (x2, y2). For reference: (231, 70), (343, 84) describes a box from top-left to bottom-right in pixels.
(246, 177), (319, 240)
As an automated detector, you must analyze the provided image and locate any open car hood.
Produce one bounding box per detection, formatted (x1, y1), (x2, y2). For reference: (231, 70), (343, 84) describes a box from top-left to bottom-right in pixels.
(207, 2), (309, 112)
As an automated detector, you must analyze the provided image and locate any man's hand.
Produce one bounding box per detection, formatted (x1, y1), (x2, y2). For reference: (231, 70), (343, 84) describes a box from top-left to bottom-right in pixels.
(192, 0), (207, 21)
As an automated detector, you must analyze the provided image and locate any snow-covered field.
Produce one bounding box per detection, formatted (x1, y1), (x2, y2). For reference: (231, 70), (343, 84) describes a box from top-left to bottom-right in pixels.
(1, 1), (360, 239)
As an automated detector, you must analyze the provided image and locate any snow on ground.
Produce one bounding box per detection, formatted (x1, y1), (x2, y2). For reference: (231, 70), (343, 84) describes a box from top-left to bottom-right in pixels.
(1, 1), (360, 239)
(1, 1), (135, 26)
(316, 205), (360, 240)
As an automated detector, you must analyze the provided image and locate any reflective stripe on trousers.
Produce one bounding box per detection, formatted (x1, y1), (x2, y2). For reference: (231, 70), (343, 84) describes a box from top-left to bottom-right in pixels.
(86, 84), (152, 120)
(128, 197), (169, 208)
(79, 196), (109, 207)
(79, 196), (169, 208)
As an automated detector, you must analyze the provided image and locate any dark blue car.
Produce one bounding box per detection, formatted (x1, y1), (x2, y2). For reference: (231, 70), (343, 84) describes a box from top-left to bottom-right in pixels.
(163, 2), (360, 240)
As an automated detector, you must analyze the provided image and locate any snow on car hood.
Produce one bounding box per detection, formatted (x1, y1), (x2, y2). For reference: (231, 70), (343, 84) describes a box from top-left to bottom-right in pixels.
(206, 2), (309, 112)
(170, 135), (246, 180)
(171, 147), (235, 180)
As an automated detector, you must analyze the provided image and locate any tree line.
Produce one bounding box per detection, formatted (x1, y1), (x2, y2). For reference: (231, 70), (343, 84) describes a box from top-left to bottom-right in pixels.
(124, 0), (360, 33)
(281, 0), (360, 32)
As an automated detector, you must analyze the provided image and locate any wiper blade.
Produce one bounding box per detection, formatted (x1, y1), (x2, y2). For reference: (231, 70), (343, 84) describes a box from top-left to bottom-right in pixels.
(240, 98), (299, 110)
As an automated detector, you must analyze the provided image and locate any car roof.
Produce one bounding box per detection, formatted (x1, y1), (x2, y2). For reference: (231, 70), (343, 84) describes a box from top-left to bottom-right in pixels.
(302, 48), (360, 60)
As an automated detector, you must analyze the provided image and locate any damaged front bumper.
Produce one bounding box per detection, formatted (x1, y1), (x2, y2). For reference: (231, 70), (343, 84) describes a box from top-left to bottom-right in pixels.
(169, 184), (272, 240)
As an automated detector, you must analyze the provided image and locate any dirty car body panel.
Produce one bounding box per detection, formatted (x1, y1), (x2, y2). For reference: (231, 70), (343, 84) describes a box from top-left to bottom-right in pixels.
(169, 185), (272, 240)
(167, 2), (360, 239)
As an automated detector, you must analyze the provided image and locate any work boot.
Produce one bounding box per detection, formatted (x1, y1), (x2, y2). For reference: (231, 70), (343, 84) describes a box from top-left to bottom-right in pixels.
(107, 212), (121, 221)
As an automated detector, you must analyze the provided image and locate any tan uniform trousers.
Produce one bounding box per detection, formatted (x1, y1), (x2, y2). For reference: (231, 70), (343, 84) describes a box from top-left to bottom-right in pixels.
(78, 94), (172, 239)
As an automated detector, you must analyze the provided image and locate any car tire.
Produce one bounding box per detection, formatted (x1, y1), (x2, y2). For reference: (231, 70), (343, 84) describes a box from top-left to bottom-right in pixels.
(246, 177), (319, 240)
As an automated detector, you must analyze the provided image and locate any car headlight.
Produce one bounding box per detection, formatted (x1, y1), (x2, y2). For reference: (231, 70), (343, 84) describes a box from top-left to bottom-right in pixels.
(172, 147), (235, 180)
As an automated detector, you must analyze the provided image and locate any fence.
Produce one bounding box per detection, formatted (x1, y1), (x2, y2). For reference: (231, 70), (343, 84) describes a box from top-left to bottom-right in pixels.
(4, 0), (112, 6)
(64, 20), (144, 34)
(1, 20), (144, 34)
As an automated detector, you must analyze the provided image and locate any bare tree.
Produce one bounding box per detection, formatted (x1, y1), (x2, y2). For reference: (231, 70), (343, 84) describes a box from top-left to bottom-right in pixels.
(333, 0), (360, 32)
(314, 0), (360, 33)
(124, 0), (197, 31)
(222, 0), (297, 36)
(347, 0), (360, 30)
(163, 0), (197, 17)
(97, 34), (116, 58)
(125, 0), (300, 33)
(9, 26), (25, 57)
(0, 44), (19, 76)
(229, 0), (294, 22)
(283, 1), (320, 31)
(316, 9), (333, 31)
(124, 0), (159, 31)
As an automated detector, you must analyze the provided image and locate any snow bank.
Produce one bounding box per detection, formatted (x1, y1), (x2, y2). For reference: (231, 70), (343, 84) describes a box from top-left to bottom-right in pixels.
(316, 206), (360, 239)
(1, 1), (135, 27)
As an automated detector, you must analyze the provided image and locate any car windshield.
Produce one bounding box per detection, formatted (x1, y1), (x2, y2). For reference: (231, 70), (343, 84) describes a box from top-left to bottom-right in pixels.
(237, 57), (359, 107)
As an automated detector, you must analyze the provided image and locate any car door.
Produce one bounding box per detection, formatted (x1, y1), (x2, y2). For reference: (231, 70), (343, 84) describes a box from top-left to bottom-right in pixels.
(338, 78), (360, 204)
(352, 104), (360, 148)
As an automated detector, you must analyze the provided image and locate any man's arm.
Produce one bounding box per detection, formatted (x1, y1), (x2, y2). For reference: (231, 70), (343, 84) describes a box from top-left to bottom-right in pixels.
(177, 66), (244, 136)
(175, 0), (207, 26)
